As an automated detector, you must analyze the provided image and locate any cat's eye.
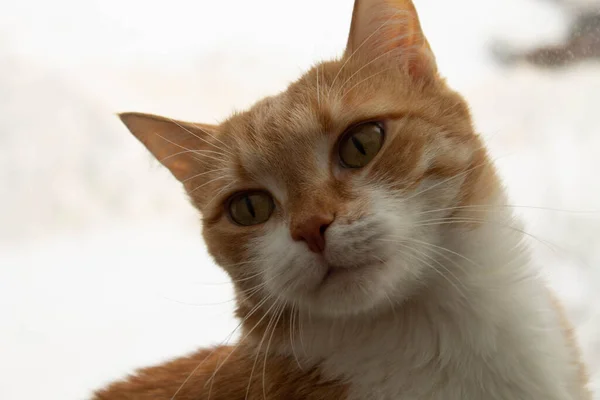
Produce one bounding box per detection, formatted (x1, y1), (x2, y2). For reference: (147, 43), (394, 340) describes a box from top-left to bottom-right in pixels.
(338, 122), (384, 168)
(227, 191), (274, 226)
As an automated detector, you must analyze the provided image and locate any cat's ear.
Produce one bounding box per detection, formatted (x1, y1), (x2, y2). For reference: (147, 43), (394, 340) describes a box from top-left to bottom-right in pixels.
(345, 0), (437, 79)
(119, 112), (219, 182)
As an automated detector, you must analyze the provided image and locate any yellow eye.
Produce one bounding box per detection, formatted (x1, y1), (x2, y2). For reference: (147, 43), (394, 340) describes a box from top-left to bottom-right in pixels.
(227, 191), (274, 226)
(338, 122), (384, 168)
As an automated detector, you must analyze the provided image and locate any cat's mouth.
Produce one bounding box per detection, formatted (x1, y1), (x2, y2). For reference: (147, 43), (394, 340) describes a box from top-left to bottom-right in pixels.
(321, 258), (386, 284)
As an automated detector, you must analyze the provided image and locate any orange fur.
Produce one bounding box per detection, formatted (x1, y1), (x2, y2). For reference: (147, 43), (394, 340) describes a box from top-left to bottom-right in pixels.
(94, 346), (347, 400)
(549, 292), (593, 399)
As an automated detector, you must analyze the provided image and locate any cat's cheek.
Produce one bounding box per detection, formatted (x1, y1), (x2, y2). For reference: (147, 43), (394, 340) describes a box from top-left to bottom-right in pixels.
(250, 223), (326, 301)
(268, 256), (326, 300)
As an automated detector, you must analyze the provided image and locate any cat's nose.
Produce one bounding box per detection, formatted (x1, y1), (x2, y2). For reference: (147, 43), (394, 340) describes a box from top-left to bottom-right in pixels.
(290, 214), (334, 253)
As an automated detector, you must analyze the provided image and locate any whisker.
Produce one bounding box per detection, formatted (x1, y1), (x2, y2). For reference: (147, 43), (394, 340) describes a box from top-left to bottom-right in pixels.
(339, 67), (394, 101)
(167, 117), (234, 157)
(187, 259), (275, 287)
(262, 302), (286, 400)
(190, 122), (233, 154)
(198, 266), (288, 386)
(316, 64), (320, 108)
(168, 351), (214, 400)
(188, 175), (231, 194)
(380, 236), (480, 269)
(333, 44), (406, 98)
(406, 217), (585, 267)
(289, 302), (303, 371)
(412, 204), (600, 218)
(403, 156), (502, 202)
(155, 133), (227, 165)
(181, 168), (231, 183)
(329, 9), (409, 98)
(159, 149), (227, 164)
(243, 300), (284, 400)
(171, 293), (274, 399)
(160, 296), (236, 308)
(406, 242), (468, 297)
(297, 305), (308, 357)
(160, 279), (270, 309)
(383, 291), (398, 323)
(240, 273), (288, 301)
(380, 235), (530, 290)
(203, 298), (280, 391)
(204, 180), (237, 208)
(394, 242), (468, 299)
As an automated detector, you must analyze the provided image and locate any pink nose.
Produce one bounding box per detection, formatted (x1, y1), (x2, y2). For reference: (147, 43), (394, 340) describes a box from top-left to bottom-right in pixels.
(291, 214), (334, 253)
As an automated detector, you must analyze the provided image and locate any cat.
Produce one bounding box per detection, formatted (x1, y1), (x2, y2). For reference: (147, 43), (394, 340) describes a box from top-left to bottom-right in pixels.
(93, 0), (592, 399)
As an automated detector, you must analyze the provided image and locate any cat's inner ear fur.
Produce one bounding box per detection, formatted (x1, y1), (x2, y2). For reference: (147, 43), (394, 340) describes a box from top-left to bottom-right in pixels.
(345, 0), (437, 79)
(119, 112), (219, 182)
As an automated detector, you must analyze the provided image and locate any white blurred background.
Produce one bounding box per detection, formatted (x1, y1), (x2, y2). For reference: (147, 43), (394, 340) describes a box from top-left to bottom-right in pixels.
(1, 0), (599, 398)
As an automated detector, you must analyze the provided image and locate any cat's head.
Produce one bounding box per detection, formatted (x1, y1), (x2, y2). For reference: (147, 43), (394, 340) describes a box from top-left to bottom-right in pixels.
(120, 0), (499, 317)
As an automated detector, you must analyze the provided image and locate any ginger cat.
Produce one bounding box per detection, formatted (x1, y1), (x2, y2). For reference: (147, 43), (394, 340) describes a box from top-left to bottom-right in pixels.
(94, 0), (592, 399)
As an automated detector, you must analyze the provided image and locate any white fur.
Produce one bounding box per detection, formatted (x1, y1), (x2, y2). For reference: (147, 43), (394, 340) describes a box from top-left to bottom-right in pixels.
(299, 197), (585, 399)
(252, 183), (588, 399)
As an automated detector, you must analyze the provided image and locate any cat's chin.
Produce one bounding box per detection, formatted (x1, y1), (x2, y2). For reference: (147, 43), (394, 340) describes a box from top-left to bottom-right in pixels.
(294, 258), (405, 317)
(321, 259), (383, 285)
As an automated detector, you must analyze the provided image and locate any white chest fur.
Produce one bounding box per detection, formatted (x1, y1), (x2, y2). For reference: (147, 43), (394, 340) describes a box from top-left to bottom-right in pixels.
(285, 218), (587, 400)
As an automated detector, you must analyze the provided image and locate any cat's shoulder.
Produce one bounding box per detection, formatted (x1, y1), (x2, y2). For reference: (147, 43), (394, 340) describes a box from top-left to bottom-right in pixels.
(92, 344), (347, 400)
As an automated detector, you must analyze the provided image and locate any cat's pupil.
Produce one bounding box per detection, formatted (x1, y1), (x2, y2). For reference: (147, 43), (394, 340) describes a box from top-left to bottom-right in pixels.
(244, 195), (256, 218)
(338, 122), (384, 168)
(227, 191), (274, 226)
(351, 135), (367, 155)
